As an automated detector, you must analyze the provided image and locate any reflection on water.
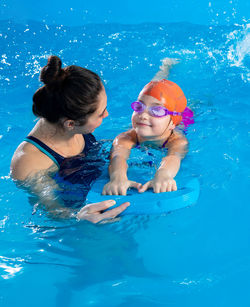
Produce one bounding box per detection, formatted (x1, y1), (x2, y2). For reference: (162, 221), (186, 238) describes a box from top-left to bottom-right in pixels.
(0, 256), (24, 280)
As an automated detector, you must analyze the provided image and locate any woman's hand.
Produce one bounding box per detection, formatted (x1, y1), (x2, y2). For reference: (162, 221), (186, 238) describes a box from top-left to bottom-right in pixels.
(102, 178), (142, 196)
(76, 200), (130, 224)
(139, 170), (177, 193)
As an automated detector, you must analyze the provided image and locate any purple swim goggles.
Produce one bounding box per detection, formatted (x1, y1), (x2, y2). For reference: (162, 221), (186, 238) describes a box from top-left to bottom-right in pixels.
(131, 101), (182, 118)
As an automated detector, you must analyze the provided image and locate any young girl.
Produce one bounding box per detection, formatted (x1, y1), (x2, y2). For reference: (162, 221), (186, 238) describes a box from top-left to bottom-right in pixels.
(102, 78), (193, 196)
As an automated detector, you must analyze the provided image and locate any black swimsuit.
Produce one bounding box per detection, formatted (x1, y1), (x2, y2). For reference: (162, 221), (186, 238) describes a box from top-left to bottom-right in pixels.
(25, 134), (105, 206)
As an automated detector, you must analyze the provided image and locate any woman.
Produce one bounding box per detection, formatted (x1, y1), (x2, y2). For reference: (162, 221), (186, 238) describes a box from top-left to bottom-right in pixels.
(10, 55), (130, 223)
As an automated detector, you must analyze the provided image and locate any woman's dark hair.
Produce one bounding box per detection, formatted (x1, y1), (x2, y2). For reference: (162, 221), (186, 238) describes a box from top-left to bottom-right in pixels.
(32, 56), (103, 126)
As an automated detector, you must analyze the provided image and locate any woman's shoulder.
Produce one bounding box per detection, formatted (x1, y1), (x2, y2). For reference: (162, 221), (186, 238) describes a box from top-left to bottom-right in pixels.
(10, 141), (54, 181)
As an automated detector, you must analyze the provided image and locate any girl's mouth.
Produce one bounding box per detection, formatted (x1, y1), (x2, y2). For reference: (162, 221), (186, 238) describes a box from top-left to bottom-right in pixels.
(137, 122), (151, 127)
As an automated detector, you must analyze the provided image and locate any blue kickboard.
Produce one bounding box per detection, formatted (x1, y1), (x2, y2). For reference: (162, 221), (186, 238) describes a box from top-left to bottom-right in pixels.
(86, 178), (200, 215)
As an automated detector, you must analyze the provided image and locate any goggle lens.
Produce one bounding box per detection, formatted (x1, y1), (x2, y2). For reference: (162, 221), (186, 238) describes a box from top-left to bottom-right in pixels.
(131, 101), (145, 112)
(131, 101), (168, 118)
(150, 106), (167, 117)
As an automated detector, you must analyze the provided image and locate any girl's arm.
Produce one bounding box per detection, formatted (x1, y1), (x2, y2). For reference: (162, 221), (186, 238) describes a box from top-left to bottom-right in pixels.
(102, 129), (142, 195)
(159, 131), (188, 177)
(139, 131), (188, 193)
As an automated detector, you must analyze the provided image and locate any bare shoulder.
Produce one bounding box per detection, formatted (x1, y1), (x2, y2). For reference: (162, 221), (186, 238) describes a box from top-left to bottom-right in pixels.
(10, 141), (55, 181)
(168, 129), (188, 145)
(166, 129), (188, 158)
(113, 129), (137, 149)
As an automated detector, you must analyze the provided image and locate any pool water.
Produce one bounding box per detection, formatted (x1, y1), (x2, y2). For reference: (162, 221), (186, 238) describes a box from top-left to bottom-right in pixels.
(0, 17), (250, 307)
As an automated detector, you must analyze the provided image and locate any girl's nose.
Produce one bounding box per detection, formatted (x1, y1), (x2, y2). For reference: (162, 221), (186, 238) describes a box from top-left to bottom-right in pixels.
(138, 110), (149, 119)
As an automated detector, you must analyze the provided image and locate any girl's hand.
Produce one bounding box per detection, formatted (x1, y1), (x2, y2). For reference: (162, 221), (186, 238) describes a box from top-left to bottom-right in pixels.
(102, 178), (142, 196)
(76, 200), (130, 224)
(139, 170), (177, 193)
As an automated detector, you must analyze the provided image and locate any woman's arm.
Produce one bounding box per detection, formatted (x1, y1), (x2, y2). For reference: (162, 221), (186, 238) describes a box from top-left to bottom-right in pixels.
(15, 168), (130, 223)
(10, 141), (55, 181)
(139, 131), (188, 193)
(11, 144), (130, 222)
(102, 129), (142, 195)
(22, 168), (75, 219)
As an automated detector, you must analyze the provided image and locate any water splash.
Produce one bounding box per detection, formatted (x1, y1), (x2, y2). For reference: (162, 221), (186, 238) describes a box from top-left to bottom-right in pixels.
(227, 24), (249, 63)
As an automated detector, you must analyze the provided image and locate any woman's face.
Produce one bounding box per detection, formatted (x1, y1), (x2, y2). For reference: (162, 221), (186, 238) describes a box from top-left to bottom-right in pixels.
(77, 86), (109, 134)
(131, 93), (173, 141)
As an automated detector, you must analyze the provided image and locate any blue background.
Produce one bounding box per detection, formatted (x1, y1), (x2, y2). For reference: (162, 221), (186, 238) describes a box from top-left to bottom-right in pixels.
(1, 0), (249, 25)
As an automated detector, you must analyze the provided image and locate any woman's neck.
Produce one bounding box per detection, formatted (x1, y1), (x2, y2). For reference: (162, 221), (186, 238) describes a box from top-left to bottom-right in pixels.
(30, 119), (85, 157)
(32, 119), (76, 143)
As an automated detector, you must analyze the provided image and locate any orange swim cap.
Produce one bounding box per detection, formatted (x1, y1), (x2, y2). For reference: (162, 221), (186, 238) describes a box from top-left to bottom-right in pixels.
(139, 79), (187, 125)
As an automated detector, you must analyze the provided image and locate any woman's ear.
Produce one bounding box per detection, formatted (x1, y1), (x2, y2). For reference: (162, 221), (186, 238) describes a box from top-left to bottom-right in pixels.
(63, 119), (75, 130)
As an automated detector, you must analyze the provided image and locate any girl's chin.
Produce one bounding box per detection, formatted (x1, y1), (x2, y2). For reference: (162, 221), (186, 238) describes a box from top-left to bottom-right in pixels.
(135, 130), (153, 138)
(135, 129), (163, 140)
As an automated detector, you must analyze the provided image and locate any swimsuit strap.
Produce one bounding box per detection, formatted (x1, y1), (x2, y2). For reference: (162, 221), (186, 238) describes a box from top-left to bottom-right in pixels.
(161, 139), (169, 148)
(83, 133), (97, 153)
(161, 130), (173, 148)
(134, 134), (141, 149)
(24, 136), (65, 168)
(24, 134), (96, 168)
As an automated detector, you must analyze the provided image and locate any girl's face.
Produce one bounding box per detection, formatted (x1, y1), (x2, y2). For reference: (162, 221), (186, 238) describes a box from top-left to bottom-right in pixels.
(131, 93), (174, 141)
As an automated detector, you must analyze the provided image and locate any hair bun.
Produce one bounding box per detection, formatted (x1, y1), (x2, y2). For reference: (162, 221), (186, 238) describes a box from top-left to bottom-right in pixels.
(40, 55), (64, 85)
